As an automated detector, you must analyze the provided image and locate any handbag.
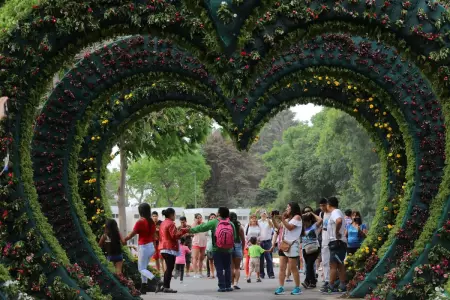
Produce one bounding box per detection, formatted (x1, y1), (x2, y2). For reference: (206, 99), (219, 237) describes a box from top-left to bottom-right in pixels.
(304, 243), (319, 254)
(279, 226), (293, 253)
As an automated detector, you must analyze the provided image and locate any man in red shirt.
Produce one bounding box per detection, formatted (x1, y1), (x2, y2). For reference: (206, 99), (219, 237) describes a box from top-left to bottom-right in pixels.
(152, 211), (165, 272)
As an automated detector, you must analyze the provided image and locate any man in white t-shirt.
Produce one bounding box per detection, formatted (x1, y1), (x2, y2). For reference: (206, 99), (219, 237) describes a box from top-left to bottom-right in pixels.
(257, 210), (275, 279)
(322, 196), (347, 293)
(318, 198), (331, 287)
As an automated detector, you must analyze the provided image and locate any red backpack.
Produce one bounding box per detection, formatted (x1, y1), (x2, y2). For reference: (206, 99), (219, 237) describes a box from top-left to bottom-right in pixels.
(215, 218), (234, 249)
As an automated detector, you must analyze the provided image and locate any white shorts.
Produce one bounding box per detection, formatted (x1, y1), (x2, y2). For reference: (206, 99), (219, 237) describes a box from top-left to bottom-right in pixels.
(285, 240), (300, 258)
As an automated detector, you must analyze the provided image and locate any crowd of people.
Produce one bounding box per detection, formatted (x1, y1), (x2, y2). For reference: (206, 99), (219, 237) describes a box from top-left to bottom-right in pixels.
(98, 197), (368, 295)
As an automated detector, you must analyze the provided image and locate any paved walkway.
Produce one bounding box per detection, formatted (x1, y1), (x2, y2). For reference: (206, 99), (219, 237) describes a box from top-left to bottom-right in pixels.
(143, 268), (341, 300)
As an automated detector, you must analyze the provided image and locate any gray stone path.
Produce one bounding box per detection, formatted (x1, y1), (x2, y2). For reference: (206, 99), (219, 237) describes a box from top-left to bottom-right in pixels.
(143, 268), (342, 300)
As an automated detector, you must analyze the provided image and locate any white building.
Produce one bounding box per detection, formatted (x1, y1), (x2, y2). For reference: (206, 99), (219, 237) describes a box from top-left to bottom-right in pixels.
(184, 208), (251, 226)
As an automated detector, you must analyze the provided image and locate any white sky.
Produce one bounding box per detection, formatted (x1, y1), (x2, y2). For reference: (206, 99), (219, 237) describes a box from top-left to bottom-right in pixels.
(107, 104), (322, 170)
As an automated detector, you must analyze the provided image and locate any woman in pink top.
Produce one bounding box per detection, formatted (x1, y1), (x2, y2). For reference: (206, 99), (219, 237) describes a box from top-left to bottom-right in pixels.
(174, 237), (191, 283)
(191, 213), (208, 278)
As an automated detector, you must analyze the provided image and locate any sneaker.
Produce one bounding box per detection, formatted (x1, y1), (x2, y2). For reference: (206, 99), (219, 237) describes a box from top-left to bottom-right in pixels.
(226, 287), (233, 292)
(321, 285), (345, 294)
(338, 285), (347, 293)
(286, 278), (293, 282)
(233, 285), (241, 290)
(269, 276), (276, 279)
(217, 288), (227, 292)
(257, 278), (262, 283)
(320, 283), (330, 293)
(163, 288), (177, 293)
(291, 287), (302, 295)
(310, 283), (317, 288)
(301, 282), (310, 289)
(180, 281), (183, 284)
(274, 286), (285, 295)
(247, 278), (251, 283)
(155, 281), (164, 294)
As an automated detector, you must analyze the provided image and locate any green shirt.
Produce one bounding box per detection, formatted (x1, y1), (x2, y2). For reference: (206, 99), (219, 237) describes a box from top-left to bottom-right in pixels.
(248, 245), (265, 258)
(189, 218), (237, 253)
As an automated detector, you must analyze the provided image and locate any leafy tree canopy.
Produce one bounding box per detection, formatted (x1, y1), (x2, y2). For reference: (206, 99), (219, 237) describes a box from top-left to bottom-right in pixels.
(262, 108), (380, 224)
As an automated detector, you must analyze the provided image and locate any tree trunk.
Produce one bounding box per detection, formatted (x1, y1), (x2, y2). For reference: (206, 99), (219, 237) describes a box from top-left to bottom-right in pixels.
(117, 145), (128, 238)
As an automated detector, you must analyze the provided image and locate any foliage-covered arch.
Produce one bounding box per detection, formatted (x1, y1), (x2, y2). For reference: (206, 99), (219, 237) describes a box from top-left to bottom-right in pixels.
(2, 1), (450, 299)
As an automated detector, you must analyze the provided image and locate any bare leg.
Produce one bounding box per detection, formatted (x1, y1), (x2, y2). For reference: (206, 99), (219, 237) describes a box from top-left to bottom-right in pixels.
(278, 256), (288, 287)
(199, 248), (206, 276)
(155, 259), (160, 271)
(115, 261), (123, 275)
(330, 261), (338, 286)
(192, 248), (199, 275)
(233, 257), (241, 286)
(289, 257), (300, 287)
(209, 259), (215, 278)
(338, 263), (346, 286)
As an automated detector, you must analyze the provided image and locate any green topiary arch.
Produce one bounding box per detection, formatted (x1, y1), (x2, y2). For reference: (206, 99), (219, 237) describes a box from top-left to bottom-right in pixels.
(1, 1), (450, 299)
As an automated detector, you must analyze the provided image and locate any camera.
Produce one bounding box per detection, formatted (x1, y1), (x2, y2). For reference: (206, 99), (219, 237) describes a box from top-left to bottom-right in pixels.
(271, 210), (280, 217)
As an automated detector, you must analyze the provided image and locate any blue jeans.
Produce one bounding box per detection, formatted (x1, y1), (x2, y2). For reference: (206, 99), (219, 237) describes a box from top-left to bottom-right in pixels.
(259, 240), (274, 278)
(213, 251), (232, 289)
(138, 242), (155, 283)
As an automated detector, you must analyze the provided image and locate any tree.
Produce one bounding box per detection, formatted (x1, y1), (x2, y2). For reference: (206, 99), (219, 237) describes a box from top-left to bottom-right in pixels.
(128, 153), (210, 207)
(202, 131), (266, 208)
(111, 107), (211, 236)
(250, 109), (298, 155)
(262, 108), (380, 221)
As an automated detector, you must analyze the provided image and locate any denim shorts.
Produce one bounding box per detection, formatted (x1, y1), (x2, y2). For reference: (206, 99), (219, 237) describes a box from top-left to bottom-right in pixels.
(232, 243), (243, 259)
(107, 254), (123, 262)
(329, 241), (347, 264)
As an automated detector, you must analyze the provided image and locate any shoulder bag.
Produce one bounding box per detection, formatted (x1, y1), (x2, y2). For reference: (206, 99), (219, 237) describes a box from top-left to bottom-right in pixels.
(279, 225), (294, 253)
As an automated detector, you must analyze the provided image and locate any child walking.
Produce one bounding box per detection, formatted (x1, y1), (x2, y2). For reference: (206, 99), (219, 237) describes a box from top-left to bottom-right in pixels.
(99, 219), (125, 275)
(247, 237), (269, 283)
(174, 238), (191, 283)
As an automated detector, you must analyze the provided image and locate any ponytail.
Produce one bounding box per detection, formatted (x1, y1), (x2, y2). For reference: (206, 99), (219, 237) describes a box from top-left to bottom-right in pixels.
(138, 203), (154, 233)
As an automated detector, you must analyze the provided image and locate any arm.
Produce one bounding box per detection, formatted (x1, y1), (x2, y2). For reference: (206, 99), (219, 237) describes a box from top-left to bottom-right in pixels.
(169, 222), (187, 240)
(335, 217), (343, 239)
(189, 220), (216, 234)
(282, 215), (300, 231)
(269, 231), (278, 252)
(311, 212), (323, 226)
(239, 226), (245, 244)
(268, 219), (274, 228)
(359, 224), (368, 237)
(124, 230), (137, 243)
(272, 216), (282, 230)
(119, 233), (126, 246)
(98, 234), (106, 247)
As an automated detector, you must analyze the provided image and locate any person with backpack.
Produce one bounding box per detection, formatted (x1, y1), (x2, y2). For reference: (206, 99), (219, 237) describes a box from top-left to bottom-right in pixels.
(189, 207), (238, 292)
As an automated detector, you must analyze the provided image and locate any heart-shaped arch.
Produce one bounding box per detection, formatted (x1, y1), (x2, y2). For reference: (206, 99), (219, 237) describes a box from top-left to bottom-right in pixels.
(2, 1), (450, 299)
